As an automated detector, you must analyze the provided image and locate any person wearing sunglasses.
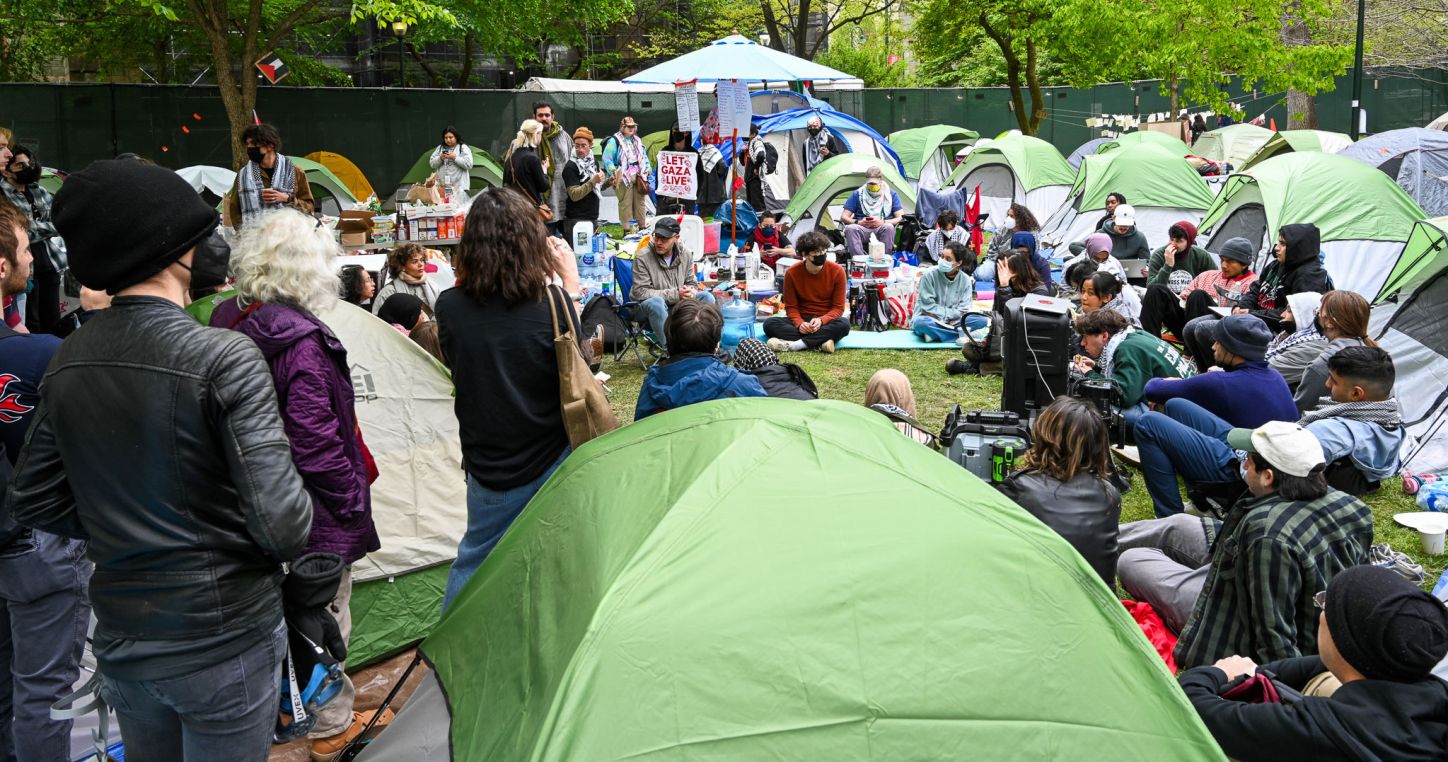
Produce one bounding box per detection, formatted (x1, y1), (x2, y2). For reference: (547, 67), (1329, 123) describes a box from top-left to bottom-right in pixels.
(1179, 564), (1448, 761)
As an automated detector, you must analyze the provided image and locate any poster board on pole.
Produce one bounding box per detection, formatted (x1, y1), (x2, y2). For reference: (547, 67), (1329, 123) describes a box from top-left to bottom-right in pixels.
(674, 81), (700, 135)
(715, 79), (752, 138)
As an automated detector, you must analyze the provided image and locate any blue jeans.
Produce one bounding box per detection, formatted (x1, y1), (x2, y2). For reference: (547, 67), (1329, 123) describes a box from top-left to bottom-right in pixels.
(974, 261), (995, 283)
(911, 315), (962, 343)
(443, 449), (569, 611)
(1135, 398), (1240, 518)
(0, 532), (90, 762)
(1122, 401), (1150, 431)
(100, 620), (287, 762)
(638, 292), (716, 351)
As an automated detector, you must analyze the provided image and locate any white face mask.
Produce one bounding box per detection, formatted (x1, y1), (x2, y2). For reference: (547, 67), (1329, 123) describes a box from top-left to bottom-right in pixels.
(1002, 217), (1016, 231)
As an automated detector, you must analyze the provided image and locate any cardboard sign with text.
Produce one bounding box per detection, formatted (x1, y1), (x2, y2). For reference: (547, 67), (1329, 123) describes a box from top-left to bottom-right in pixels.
(656, 151), (697, 200)
(715, 79), (752, 139)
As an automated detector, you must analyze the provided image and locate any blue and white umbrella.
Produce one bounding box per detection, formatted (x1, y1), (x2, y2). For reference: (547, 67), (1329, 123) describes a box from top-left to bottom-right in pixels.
(623, 35), (855, 84)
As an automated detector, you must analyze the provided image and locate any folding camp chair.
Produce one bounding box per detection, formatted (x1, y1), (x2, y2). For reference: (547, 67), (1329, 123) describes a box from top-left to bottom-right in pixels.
(609, 254), (666, 369)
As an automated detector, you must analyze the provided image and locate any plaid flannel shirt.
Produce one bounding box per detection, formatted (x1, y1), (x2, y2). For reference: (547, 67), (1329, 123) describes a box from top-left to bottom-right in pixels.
(2, 181), (67, 272)
(1175, 489), (1373, 670)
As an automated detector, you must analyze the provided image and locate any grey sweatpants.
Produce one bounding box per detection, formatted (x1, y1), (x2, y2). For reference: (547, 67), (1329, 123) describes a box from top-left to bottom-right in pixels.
(1117, 513), (1216, 633)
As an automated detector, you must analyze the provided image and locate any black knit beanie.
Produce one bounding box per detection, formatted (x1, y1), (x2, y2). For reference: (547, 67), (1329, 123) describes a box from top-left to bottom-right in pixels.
(1326, 565), (1448, 682)
(52, 159), (220, 294)
(377, 293), (425, 329)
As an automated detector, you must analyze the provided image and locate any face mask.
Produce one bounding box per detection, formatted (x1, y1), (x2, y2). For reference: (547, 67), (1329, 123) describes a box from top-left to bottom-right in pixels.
(1002, 217), (1016, 230)
(809, 254), (827, 266)
(246, 146), (265, 164)
(866, 183), (881, 193)
(180, 230), (230, 291)
(11, 165), (40, 185)
(1280, 319), (1297, 334)
(808, 126), (822, 135)
(761, 225), (774, 235)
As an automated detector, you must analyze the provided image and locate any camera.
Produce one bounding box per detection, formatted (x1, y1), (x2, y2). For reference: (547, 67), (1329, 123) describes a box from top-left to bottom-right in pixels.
(1069, 374), (1129, 448)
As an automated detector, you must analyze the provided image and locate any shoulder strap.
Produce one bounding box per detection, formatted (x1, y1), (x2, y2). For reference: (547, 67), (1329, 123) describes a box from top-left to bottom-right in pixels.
(511, 152), (542, 207)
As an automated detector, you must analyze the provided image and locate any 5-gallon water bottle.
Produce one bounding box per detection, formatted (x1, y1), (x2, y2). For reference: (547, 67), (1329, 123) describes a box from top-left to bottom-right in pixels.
(1419, 482), (1448, 512)
(720, 293), (756, 351)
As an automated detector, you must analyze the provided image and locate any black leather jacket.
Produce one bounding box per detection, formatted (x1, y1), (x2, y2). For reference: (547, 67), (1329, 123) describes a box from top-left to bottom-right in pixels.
(7, 296), (312, 678)
(998, 471), (1121, 585)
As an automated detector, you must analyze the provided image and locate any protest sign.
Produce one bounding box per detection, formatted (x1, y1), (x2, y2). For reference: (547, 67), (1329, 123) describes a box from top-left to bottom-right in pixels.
(715, 79), (752, 138)
(674, 81), (700, 135)
(656, 151), (698, 200)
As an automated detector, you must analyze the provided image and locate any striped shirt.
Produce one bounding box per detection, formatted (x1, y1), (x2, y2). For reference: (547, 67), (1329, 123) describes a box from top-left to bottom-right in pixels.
(1175, 489), (1373, 670)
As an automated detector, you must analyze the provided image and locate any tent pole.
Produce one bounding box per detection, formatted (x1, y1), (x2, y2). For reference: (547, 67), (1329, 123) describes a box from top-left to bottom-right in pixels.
(731, 128), (739, 245)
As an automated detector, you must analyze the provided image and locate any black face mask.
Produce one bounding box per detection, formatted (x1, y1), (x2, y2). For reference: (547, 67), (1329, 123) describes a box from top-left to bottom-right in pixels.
(246, 146), (265, 164)
(1313, 315), (1326, 334)
(808, 126), (822, 136)
(11, 165), (40, 185)
(180, 230), (230, 291)
(809, 254), (827, 266)
(1280, 319), (1297, 334)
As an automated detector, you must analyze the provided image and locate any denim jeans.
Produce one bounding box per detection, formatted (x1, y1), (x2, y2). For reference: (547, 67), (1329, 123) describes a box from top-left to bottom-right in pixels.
(100, 620), (287, 762)
(638, 292), (715, 351)
(0, 531), (90, 762)
(911, 314), (986, 343)
(974, 261), (995, 283)
(443, 449), (570, 611)
(1134, 398), (1240, 517)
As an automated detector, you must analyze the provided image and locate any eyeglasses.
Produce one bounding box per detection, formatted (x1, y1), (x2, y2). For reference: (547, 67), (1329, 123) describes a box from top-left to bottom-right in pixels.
(1313, 590), (1327, 610)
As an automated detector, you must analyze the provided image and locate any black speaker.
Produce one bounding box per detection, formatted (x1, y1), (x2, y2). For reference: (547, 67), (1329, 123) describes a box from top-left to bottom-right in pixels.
(1000, 294), (1072, 419)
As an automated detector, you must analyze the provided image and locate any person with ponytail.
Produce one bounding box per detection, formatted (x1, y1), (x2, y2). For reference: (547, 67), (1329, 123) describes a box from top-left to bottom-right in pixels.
(502, 119), (550, 214)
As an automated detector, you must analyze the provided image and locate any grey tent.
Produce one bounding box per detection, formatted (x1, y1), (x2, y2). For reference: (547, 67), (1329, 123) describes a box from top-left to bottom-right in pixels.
(1340, 128), (1448, 217)
(1066, 138), (1112, 169)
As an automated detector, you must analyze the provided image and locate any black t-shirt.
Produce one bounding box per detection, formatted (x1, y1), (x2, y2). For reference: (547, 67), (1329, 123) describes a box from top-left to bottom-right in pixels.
(561, 160), (601, 221)
(436, 284), (583, 489)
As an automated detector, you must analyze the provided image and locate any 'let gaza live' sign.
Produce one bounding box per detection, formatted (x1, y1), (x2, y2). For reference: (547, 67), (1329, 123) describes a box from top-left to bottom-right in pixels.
(655, 151), (697, 200)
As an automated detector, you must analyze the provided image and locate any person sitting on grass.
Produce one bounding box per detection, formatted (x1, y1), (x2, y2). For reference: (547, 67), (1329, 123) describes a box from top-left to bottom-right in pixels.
(1078, 270), (1141, 326)
(634, 299), (765, 420)
(997, 396), (1121, 586)
(1009, 230), (1053, 291)
(1145, 220), (1216, 288)
(1140, 236), (1258, 341)
(911, 241), (979, 344)
(1071, 308), (1194, 428)
(1117, 420), (1373, 670)
(923, 209), (968, 265)
(1141, 313), (1297, 428)
(1267, 292), (1328, 391)
(763, 232), (850, 354)
(731, 337), (817, 401)
(1292, 290), (1376, 415)
(864, 369), (936, 447)
(1178, 564), (1448, 762)
(1062, 232), (1129, 287)
(751, 211), (793, 271)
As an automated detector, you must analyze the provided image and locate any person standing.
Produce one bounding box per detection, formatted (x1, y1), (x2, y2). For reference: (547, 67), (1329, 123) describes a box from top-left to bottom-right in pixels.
(225, 123), (314, 229)
(436, 188), (584, 608)
(0, 197), (90, 762)
(561, 127), (604, 242)
(654, 126), (697, 216)
(1, 146), (66, 334)
(802, 115), (844, 175)
(602, 116), (651, 234)
(764, 232), (850, 354)
(743, 123), (771, 214)
(533, 101), (572, 219)
(503, 119), (552, 218)
(10, 159), (312, 759)
(695, 140), (729, 219)
(428, 126), (474, 202)
(210, 209), (382, 760)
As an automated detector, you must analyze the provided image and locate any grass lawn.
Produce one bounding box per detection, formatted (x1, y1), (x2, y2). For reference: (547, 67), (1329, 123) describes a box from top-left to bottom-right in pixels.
(597, 338), (1441, 587)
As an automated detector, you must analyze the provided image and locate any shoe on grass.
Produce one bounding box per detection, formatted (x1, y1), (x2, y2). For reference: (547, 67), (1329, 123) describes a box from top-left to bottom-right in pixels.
(820, 339), (836, 354)
(766, 337), (792, 353)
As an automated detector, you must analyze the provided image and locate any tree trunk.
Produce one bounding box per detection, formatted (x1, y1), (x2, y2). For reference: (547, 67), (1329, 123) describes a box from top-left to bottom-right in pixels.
(1282, 0), (1317, 128)
(980, 14), (1030, 134)
(457, 31), (476, 88)
(1168, 75), (1180, 121)
(792, 0), (812, 58)
(761, 3), (785, 52)
(1024, 37), (1046, 135)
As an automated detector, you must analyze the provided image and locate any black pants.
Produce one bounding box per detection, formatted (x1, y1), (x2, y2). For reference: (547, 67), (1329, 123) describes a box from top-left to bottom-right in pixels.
(656, 196), (691, 216)
(1140, 285), (1215, 339)
(763, 315), (850, 349)
(746, 177), (766, 215)
(24, 243), (61, 335)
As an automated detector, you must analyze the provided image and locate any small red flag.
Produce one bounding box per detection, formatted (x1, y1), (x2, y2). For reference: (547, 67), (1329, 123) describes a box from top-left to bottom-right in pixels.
(967, 184), (983, 256)
(252, 109), (262, 126)
(181, 126), (190, 134)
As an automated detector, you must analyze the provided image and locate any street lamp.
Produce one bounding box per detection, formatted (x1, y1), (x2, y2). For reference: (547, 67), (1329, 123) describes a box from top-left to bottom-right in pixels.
(391, 19), (409, 88)
(758, 32), (770, 48)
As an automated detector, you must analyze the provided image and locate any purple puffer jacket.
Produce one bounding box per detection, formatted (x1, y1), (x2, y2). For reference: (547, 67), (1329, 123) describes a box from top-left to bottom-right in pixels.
(211, 298), (380, 564)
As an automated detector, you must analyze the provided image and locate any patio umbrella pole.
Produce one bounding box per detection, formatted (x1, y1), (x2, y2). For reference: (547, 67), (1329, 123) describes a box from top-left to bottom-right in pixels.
(731, 128), (739, 246)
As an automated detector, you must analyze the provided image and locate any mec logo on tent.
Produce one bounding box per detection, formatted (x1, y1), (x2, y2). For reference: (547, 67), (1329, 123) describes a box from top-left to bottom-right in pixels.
(351, 364), (378, 403)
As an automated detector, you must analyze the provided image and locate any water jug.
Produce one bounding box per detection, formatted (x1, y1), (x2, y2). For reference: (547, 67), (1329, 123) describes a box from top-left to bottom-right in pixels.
(573, 221), (594, 256)
(720, 293), (756, 351)
(1420, 483), (1448, 512)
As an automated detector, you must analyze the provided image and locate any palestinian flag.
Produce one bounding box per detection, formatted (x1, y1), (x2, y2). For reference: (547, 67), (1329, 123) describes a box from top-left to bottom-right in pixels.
(255, 52), (289, 84)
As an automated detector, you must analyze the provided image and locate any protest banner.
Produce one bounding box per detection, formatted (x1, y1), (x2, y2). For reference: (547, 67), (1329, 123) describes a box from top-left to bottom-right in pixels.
(656, 151), (698, 200)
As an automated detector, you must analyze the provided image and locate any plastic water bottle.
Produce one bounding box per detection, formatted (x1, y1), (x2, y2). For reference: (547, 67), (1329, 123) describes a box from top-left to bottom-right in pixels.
(720, 293), (756, 351)
(1419, 483), (1448, 512)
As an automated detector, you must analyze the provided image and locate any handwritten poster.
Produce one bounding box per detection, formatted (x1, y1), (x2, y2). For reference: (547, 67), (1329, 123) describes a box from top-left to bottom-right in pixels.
(715, 78), (752, 138)
(674, 81), (700, 135)
(656, 151), (698, 200)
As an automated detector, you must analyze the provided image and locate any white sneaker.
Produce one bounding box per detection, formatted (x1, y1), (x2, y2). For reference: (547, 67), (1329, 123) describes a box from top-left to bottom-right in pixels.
(766, 338), (792, 353)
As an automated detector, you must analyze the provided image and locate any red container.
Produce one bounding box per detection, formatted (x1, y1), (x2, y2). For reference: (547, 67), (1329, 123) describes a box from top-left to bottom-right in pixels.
(703, 221), (722, 254)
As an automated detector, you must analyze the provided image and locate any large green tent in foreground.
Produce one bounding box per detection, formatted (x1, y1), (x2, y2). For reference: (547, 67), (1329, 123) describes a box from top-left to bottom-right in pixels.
(362, 399), (1222, 761)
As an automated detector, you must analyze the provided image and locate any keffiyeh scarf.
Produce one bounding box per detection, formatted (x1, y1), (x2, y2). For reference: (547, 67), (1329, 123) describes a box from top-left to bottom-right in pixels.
(615, 133), (646, 179)
(1099, 326), (1135, 381)
(1300, 397), (1402, 430)
(699, 144), (724, 173)
(1265, 324), (1322, 361)
(804, 129), (829, 171)
(857, 182), (889, 218)
(238, 153), (296, 225)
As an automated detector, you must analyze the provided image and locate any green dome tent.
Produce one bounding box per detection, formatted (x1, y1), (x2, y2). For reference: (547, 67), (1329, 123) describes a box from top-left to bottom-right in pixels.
(783, 154), (916, 239)
(946, 133), (1074, 230)
(1041, 143), (1215, 251)
(1377, 215), (1448, 303)
(291, 156), (360, 216)
(360, 399), (1223, 761)
(1241, 129), (1354, 169)
(39, 168), (65, 195)
(1095, 130), (1192, 158)
(1198, 152), (1425, 299)
(1192, 123), (1274, 169)
(888, 125), (979, 191)
(398, 147), (504, 202)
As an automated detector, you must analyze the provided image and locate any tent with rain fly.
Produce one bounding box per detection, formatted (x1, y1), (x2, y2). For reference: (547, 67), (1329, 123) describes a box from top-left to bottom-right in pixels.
(312, 298), (466, 667)
(1197, 152), (1425, 298)
(292, 156), (360, 216)
(752, 89), (834, 115)
(1240, 130), (1354, 169)
(1040, 144), (1215, 251)
(1067, 137), (1111, 169)
(1095, 130), (1193, 158)
(945, 133), (1074, 226)
(781, 154), (916, 239)
(398, 147), (504, 203)
(357, 399), (1223, 762)
(1192, 123), (1274, 169)
(1368, 217), (1448, 474)
(888, 125), (979, 191)
(176, 164), (237, 209)
(743, 108), (903, 207)
(1339, 128), (1448, 217)
(305, 150), (377, 202)
(38, 167), (65, 194)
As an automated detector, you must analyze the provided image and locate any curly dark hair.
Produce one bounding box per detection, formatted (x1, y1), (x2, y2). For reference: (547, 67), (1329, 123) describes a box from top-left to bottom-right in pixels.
(1009, 203), (1040, 232)
(454, 187), (555, 304)
(440, 126), (464, 146)
(339, 264), (370, 305)
(241, 124), (282, 150)
(385, 243), (427, 279)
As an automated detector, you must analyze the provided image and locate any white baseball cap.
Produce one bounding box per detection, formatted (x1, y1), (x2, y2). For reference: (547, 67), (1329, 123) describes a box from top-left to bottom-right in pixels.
(1227, 420), (1325, 477)
(1113, 204), (1136, 228)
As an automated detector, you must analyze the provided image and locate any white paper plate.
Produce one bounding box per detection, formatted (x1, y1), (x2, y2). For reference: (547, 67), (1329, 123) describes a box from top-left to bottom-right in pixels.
(1393, 512), (1448, 533)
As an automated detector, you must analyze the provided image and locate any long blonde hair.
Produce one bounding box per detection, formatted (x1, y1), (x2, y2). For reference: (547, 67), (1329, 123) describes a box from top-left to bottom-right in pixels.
(509, 119), (543, 154)
(231, 208), (341, 315)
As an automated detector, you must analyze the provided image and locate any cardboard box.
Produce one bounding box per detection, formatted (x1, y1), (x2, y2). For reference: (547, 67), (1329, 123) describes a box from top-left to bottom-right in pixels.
(337, 211), (374, 247)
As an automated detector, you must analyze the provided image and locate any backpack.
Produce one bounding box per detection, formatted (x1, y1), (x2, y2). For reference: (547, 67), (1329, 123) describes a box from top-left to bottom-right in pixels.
(762, 142), (779, 175)
(579, 294), (628, 352)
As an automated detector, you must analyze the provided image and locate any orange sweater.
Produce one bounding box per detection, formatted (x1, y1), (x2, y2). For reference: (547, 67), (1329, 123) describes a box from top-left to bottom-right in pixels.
(783, 261), (847, 326)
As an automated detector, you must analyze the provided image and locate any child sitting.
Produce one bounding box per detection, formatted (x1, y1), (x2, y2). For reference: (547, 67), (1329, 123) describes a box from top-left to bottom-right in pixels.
(634, 299), (766, 420)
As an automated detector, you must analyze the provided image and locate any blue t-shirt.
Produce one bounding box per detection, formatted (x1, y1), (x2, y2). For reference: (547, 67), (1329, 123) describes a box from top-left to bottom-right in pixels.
(0, 330), (61, 464)
(843, 188), (902, 218)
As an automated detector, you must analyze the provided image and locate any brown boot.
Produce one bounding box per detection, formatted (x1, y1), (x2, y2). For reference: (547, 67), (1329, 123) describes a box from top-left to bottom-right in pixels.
(309, 708), (396, 762)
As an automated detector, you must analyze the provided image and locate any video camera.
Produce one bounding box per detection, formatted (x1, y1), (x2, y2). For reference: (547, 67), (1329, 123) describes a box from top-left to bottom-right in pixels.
(939, 406), (1031, 485)
(1068, 373), (1129, 448)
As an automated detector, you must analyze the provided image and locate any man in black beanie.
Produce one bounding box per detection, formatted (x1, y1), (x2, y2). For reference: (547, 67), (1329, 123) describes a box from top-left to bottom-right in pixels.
(1179, 564), (1448, 761)
(5, 159), (313, 760)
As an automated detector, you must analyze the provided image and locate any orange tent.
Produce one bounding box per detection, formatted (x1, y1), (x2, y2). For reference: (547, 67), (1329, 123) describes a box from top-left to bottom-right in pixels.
(304, 151), (377, 202)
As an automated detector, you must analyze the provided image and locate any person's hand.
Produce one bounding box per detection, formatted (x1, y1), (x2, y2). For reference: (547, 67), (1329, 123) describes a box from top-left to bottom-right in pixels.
(1073, 357), (1095, 374)
(442, 151), (455, 161)
(1231, 306), (1249, 315)
(592, 172), (605, 185)
(542, 158), (551, 175)
(1163, 243), (1177, 268)
(799, 319), (819, 335)
(1212, 655), (1258, 681)
(809, 318), (822, 331)
(679, 284), (697, 299)
(548, 235), (577, 276)
(996, 258), (1012, 284)
(261, 188), (289, 204)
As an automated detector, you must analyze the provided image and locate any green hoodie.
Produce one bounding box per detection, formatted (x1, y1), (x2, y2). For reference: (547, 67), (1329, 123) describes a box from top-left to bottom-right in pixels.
(1092, 328), (1196, 407)
(1147, 244), (1217, 286)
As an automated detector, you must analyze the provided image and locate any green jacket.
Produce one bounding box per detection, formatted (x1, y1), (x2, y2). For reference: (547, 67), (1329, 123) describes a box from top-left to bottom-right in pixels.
(1092, 328), (1195, 407)
(1147, 244), (1217, 286)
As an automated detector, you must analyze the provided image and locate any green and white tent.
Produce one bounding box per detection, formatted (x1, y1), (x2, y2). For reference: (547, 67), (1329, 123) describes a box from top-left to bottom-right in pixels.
(1192, 123), (1274, 169)
(1041, 143), (1215, 250)
(888, 125), (979, 191)
(946, 133), (1074, 229)
(359, 399), (1224, 762)
(782, 154), (916, 239)
(292, 156), (360, 216)
(1199, 152), (1425, 298)
(1095, 130), (1192, 159)
(398, 147), (505, 201)
(1241, 129), (1354, 169)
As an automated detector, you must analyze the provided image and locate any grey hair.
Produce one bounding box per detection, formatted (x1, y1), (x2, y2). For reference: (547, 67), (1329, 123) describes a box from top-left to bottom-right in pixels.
(230, 208), (341, 316)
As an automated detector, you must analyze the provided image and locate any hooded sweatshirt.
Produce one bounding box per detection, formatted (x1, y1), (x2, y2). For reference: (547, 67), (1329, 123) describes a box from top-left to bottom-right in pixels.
(1180, 655), (1448, 762)
(1147, 221), (1218, 286)
(634, 353), (767, 420)
(1243, 223), (1333, 332)
(1099, 218), (1151, 261)
(210, 299), (379, 564)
